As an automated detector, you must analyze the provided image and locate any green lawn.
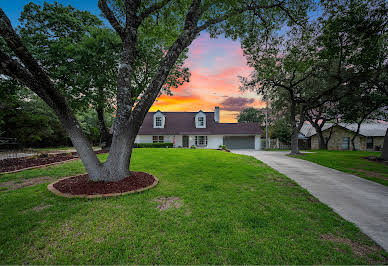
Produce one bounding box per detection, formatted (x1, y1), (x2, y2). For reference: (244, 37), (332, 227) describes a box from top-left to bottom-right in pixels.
(292, 150), (388, 186)
(0, 149), (387, 264)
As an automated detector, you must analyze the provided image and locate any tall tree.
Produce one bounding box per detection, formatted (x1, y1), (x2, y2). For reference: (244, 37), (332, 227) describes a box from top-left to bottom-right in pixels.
(241, 0), (387, 154)
(16, 2), (190, 148)
(305, 103), (339, 150)
(237, 107), (265, 126)
(0, 0), (311, 181)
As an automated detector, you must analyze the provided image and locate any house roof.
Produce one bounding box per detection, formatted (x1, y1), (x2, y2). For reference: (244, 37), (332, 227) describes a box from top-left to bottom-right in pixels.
(135, 112), (262, 135)
(301, 121), (388, 137)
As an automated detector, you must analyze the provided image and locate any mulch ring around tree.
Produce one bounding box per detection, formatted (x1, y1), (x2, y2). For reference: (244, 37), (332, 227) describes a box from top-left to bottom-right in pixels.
(48, 171), (158, 198)
(0, 150), (108, 173)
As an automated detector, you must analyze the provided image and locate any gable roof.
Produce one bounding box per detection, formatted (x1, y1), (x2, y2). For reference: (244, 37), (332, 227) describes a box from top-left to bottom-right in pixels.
(301, 121), (388, 137)
(136, 112), (262, 135)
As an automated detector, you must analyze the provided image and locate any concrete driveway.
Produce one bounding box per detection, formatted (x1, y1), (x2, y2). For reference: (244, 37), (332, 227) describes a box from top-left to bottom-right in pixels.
(232, 150), (388, 252)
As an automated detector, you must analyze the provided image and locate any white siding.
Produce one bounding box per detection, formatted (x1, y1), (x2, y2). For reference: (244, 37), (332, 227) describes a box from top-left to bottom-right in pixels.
(255, 135), (261, 150)
(135, 135), (179, 146)
(135, 134), (261, 150)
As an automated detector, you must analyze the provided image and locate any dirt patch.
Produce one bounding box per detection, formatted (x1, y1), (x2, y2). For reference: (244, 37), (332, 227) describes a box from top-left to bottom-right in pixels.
(23, 204), (52, 213)
(0, 176), (55, 191)
(307, 195), (320, 203)
(52, 172), (155, 196)
(154, 197), (183, 211)
(362, 156), (388, 165)
(0, 150), (108, 173)
(273, 177), (297, 187)
(320, 233), (385, 262)
(350, 168), (388, 180)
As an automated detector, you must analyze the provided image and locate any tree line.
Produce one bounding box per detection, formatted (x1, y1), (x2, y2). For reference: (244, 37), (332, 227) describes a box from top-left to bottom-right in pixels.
(238, 0), (387, 156)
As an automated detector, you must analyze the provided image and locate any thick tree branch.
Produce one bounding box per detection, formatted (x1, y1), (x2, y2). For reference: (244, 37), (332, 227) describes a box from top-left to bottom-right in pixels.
(138, 0), (172, 22)
(130, 0), (201, 124)
(0, 49), (38, 89)
(98, 0), (125, 40)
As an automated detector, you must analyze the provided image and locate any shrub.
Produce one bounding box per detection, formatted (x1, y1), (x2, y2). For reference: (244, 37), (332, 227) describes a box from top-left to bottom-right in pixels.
(190, 145), (196, 149)
(136, 142), (173, 148)
(219, 145), (227, 150)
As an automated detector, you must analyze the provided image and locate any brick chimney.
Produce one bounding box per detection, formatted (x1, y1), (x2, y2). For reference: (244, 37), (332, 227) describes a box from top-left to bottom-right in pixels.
(214, 106), (220, 123)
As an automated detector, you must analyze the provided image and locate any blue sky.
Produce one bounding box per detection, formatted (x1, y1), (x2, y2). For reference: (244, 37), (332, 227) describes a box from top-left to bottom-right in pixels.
(1, 0), (104, 26)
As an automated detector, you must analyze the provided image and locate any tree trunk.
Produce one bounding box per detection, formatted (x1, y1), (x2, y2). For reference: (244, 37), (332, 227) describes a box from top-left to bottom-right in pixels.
(96, 107), (112, 148)
(289, 101), (300, 155)
(380, 128), (388, 160)
(351, 122), (362, 151)
(290, 129), (300, 155)
(317, 129), (328, 150)
(351, 136), (356, 151)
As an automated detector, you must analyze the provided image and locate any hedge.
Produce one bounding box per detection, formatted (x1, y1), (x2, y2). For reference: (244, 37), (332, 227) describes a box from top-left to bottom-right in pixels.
(135, 142), (173, 148)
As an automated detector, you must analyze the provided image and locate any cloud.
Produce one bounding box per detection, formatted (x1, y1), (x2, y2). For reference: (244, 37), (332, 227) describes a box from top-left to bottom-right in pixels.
(149, 33), (263, 122)
(220, 97), (256, 112)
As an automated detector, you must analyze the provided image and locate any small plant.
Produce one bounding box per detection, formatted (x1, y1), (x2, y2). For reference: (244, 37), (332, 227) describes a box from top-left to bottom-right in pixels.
(219, 145), (227, 150)
(190, 145), (196, 149)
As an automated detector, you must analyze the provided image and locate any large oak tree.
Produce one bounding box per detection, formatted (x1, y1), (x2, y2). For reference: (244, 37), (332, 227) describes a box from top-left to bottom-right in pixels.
(0, 0), (310, 181)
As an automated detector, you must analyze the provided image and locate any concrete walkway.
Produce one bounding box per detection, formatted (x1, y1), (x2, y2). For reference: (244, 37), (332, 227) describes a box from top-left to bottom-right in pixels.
(232, 150), (388, 252)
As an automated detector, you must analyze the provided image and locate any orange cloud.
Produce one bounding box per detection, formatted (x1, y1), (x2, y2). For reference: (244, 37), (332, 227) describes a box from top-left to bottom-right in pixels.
(149, 33), (264, 122)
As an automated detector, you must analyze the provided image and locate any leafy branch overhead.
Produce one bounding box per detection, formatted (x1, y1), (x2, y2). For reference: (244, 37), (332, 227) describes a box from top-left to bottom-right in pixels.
(0, 0), (313, 181)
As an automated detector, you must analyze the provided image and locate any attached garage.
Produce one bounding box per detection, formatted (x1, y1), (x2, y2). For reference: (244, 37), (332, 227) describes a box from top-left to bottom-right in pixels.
(223, 136), (255, 149)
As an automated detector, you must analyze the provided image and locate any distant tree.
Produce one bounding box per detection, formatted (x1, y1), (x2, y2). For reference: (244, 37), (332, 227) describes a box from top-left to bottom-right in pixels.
(336, 91), (387, 151)
(237, 108), (265, 126)
(0, 81), (70, 147)
(270, 118), (293, 145)
(305, 103), (340, 150)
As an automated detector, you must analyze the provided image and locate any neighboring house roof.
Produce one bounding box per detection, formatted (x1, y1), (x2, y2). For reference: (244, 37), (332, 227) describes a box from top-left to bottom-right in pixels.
(301, 121), (388, 137)
(136, 112), (262, 135)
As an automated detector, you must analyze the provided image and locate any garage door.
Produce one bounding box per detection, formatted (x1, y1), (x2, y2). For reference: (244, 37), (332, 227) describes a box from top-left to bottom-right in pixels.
(223, 136), (255, 149)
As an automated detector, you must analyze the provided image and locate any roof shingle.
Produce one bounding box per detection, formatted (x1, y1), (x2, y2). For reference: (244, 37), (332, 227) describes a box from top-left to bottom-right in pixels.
(136, 112), (262, 135)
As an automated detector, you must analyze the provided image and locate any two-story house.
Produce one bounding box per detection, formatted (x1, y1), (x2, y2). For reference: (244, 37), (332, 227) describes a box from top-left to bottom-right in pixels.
(134, 107), (262, 149)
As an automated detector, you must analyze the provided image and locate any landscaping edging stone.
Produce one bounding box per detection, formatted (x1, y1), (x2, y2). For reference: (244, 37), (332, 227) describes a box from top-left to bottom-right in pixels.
(47, 174), (159, 199)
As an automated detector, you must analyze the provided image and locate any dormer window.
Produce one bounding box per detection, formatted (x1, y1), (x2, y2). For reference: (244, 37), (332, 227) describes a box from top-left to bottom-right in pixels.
(155, 117), (162, 127)
(153, 110), (165, 128)
(198, 117), (204, 127)
(195, 111), (206, 128)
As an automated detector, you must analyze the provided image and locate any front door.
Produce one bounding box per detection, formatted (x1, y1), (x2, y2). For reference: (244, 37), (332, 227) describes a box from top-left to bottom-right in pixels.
(183, 135), (189, 148)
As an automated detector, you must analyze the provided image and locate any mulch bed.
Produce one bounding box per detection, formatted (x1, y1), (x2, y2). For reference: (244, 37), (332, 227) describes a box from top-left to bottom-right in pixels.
(0, 150), (108, 173)
(362, 156), (388, 165)
(51, 172), (156, 196)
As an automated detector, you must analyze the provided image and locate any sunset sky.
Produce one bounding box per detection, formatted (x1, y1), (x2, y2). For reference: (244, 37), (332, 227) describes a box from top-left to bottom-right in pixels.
(3, 0), (265, 122)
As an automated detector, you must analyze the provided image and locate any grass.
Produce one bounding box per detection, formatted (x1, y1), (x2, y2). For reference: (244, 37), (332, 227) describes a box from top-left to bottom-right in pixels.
(0, 149), (387, 264)
(291, 150), (388, 186)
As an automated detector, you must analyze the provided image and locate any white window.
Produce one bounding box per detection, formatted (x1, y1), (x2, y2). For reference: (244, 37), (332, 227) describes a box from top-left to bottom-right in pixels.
(155, 117), (162, 127)
(153, 136), (164, 143)
(198, 117), (204, 127)
(195, 136), (208, 146)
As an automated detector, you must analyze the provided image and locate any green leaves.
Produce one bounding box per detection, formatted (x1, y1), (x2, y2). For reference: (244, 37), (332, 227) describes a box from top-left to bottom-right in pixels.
(237, 108), (266, 126)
